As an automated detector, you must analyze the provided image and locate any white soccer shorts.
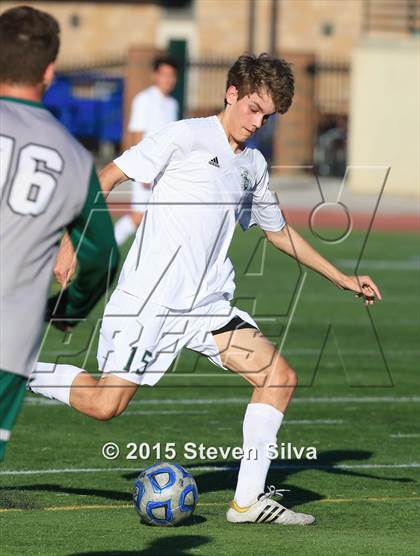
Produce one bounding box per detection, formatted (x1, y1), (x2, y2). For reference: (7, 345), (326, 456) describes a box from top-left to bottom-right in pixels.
(97, 288), (258, 386)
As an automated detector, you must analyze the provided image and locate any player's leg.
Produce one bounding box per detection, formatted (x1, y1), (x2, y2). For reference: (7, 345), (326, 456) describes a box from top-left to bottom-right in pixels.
(214, 326), (297, 412)
(212, 326), (315, 524)
(0, 369), (27, 460)
(29, 289), (174, 421)
(28, 362), (138, 421)
(70, 372), (138, 420)
(28, 288), (145, 420)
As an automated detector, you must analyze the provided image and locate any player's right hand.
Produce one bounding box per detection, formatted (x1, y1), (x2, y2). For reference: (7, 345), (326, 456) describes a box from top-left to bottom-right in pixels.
(54, 232), (77, 288)
(340, 274), (382, 306)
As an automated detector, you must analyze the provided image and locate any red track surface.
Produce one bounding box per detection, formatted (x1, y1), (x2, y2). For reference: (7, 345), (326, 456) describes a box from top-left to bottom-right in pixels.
(281, 208), (420, 232)
(109, 205), (420, 232)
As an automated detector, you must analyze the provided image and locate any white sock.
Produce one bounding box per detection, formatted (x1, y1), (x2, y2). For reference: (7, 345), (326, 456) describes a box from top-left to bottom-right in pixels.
(28, 362), (83, 406)
(114, 214), (136, 246)
(234, 403), (284, 507)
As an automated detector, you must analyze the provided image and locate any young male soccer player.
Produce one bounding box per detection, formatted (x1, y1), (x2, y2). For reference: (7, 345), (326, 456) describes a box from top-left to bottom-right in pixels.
(0, 6), (118, 460)
(29, 53), (382, 524)
(114, 55), (179, 245)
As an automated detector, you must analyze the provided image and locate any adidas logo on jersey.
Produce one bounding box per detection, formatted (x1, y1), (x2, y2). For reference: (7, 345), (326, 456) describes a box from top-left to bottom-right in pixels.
(209, 156), (220, 168)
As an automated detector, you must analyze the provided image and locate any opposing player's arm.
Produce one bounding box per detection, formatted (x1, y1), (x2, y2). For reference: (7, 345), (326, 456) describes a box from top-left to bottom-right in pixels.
(47, 166), (120, 327)
(53, 231), (77, 288)
(264, 225), (382, 305)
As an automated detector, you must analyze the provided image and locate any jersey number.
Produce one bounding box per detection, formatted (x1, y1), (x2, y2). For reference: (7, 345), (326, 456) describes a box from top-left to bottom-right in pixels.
(124, 348), (153, 374)
(0, 135), (64, 215)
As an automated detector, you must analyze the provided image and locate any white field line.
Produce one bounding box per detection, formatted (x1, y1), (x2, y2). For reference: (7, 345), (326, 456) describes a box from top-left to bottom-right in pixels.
(390, 433), (420, 438)
(336, 259), (420, 271)
(123, 410), (209, 416)
(302, 294), (417, 304)
(42, 347), (420, 356)
(1, 463), (419, 476)
(24, 395), (420, 407)
(283, 419), (344, 425)
(121, 412), (342, 424)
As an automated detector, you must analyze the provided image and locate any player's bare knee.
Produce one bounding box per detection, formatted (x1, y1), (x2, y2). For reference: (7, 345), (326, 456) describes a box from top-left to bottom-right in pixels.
(286, 366), (298, 389)
(92, 403), (119, 421)
(266, 363), (297, 390)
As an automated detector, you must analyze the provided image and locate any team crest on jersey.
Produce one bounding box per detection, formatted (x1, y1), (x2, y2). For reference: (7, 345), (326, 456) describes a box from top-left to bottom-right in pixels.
(240, 168), (253, 191)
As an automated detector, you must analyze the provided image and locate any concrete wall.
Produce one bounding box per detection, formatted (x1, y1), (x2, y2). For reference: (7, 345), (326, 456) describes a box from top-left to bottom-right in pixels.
(348, 38), (420, 196)
(279, 0), (363, 59)
(0, 1), (161, 66)
(195, 0), (249, 57)
(196, 0), (364, 60)
(1, 1), (365, 63)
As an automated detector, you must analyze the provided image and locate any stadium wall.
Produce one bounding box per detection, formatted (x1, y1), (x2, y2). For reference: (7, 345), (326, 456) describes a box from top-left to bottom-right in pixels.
(348, 37), (420, 196)
(0, 1), (161, 65)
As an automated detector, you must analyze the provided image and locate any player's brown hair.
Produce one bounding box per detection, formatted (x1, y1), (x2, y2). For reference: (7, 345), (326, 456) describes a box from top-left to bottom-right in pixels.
(0, 6), (60, 85)
(152, 55), (178, 72)
(225, 53), (294, 114)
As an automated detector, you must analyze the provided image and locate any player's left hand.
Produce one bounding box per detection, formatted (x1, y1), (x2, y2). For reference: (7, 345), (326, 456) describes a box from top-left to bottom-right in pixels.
(340, 275), (382, 306)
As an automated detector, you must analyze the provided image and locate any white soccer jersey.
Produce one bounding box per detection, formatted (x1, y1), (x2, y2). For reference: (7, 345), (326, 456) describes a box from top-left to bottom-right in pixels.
(114, 116), (285, 310)
(128, 85), (179, 136)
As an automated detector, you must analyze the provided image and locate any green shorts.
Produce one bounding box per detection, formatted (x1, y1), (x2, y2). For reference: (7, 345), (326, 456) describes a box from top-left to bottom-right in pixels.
(0, 369), (27, 461)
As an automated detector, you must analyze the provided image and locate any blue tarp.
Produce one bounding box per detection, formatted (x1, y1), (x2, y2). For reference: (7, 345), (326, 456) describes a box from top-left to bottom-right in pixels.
(43, 73), (123, 143)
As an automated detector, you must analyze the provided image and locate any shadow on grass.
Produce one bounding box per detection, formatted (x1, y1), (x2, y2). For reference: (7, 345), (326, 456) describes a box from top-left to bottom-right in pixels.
(69, 534), (211, 556)
(2, 450), (413, 511)
(0, 483), (130, 505)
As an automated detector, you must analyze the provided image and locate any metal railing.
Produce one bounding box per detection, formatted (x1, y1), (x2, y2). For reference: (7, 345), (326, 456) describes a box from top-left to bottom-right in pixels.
(185, 58), (231, 115)
(364, 0), (420, 35)
(308, 59), (350, 116)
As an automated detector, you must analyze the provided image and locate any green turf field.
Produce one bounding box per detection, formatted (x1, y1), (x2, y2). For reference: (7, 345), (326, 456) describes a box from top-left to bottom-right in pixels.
(1, 228), (419, 555)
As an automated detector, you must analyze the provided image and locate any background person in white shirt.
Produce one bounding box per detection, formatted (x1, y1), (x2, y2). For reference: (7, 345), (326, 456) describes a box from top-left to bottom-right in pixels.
(114, 55), (179, 246)
(30, 53), (382, 526)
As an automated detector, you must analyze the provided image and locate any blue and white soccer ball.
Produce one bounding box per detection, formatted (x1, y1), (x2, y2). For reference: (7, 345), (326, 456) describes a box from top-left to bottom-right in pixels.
(133, 462), (198, 526)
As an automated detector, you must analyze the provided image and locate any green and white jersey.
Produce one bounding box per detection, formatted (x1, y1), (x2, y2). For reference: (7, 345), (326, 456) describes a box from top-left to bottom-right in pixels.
(0, 97), (119, 378)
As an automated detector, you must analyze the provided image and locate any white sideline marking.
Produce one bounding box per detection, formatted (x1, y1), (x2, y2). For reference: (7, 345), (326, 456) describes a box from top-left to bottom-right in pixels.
(390, 433), (420, 438)
(24, 395), (420, 407)
(284, 419), (344, 425)
(337, 258), (420, 271)
(1, 463), (419, 476)
(123, 410), (208, 416)
(42, 347), (420, 356)
(283, 348), (420, 356)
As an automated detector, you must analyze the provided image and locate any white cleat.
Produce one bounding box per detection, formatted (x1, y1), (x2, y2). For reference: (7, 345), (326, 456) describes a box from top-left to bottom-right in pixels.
(226, 486), (316, 525)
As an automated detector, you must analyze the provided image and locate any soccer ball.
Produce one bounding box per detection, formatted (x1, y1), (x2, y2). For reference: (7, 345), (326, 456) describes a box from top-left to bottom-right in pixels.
(132, 462), (198, 526)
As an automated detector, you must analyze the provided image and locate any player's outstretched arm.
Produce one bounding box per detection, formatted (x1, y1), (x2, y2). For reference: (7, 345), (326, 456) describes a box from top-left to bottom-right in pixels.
(264, 225), (382, 306)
